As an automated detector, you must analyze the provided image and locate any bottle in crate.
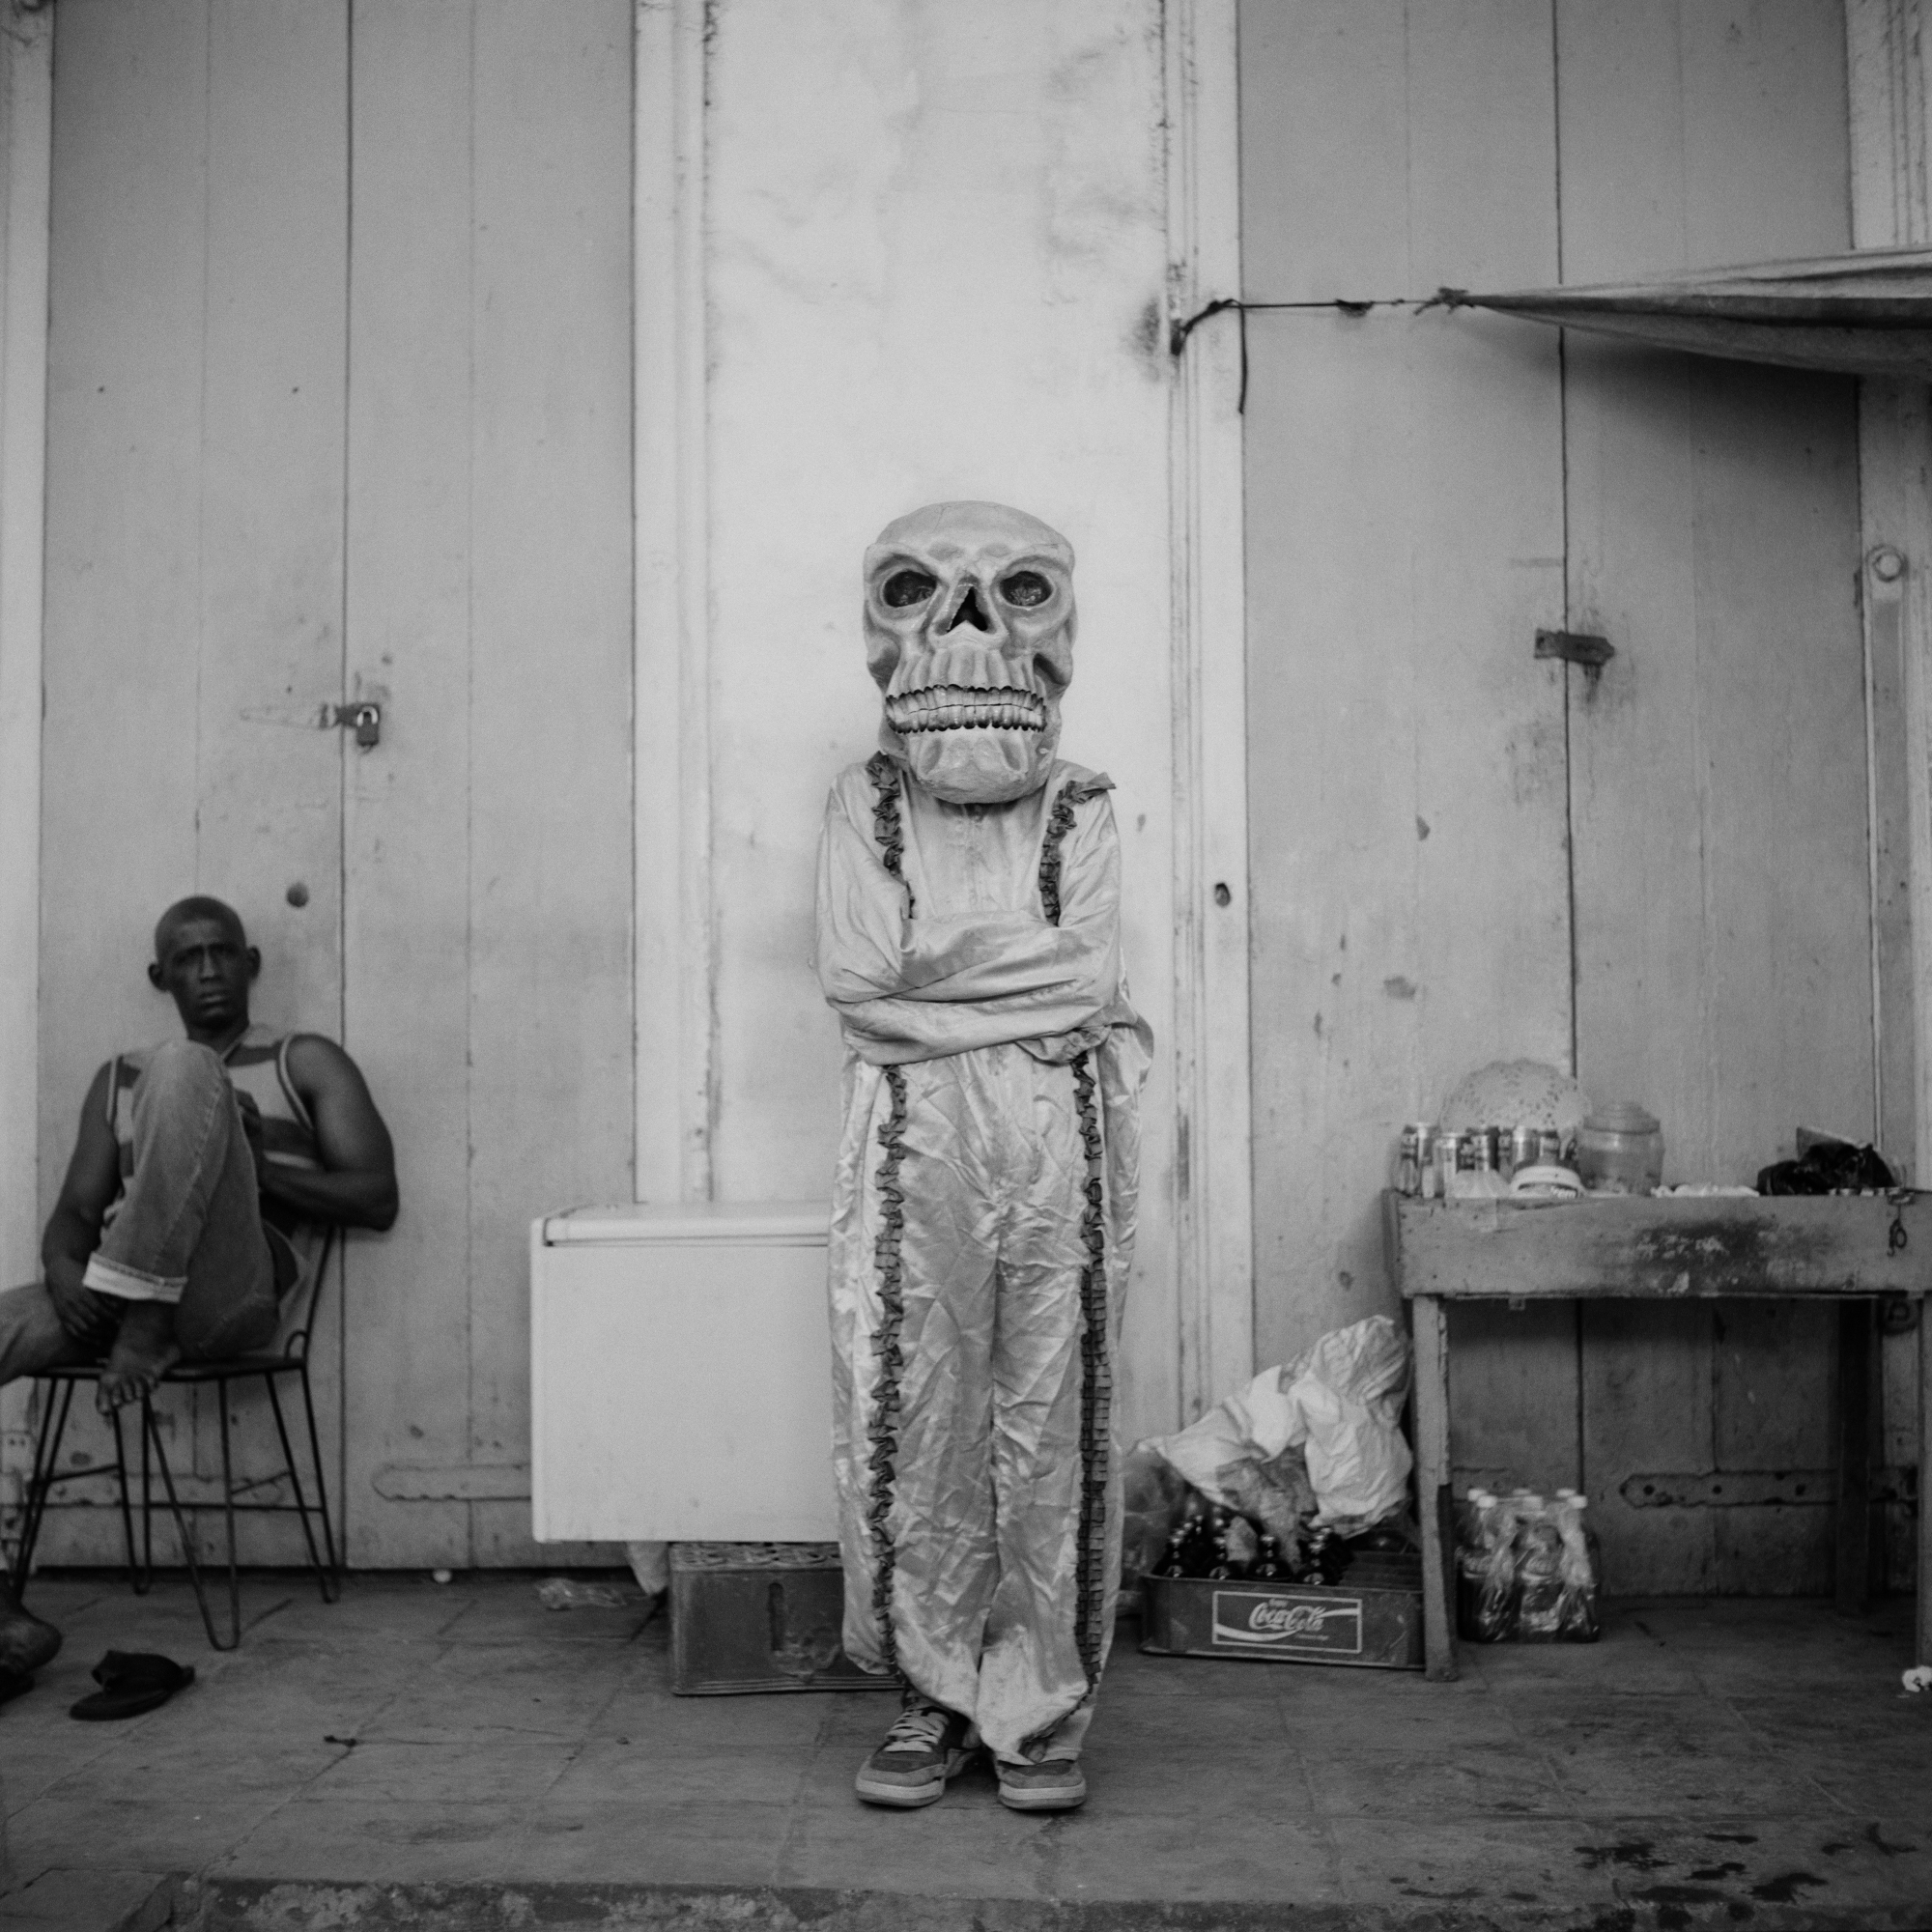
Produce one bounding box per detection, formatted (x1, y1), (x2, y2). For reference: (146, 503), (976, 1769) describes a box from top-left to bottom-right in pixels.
(1551, 1489), (1601, 1642)
(1512, 1494), (1566, 1640)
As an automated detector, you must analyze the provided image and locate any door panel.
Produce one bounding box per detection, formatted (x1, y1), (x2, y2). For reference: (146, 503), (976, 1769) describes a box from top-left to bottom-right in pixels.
(33, 0), (347, 1562)
(26, 0), (633, 1570)
(342, 0), (634, 1568)
(1557, 0), (1866, 1594)
(1241, 0), (1573, 1370)
(1241, 0), (1873, 1591)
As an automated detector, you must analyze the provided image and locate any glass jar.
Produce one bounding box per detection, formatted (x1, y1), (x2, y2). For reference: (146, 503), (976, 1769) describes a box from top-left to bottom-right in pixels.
(1575, 1103), (1663, 1195)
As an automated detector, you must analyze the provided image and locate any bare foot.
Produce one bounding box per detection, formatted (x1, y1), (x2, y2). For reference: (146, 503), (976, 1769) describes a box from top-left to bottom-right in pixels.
(96, 1301), (181, 1413)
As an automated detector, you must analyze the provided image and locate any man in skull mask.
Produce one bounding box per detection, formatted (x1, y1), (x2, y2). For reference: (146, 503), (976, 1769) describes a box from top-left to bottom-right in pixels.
(814, 501), (1151, 1812)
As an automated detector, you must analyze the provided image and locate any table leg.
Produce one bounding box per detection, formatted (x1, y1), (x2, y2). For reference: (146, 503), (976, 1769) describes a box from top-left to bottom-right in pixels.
(1835, 1298), (1872, 1615)
(1919, 1300), (1931, 1667)
(1410, 1293), (1457, 1681)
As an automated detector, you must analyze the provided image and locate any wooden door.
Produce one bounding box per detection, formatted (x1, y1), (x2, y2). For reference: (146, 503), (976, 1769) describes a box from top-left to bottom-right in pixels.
(29, 0), (633, 1571)
(1240, 0), (1878, 1593)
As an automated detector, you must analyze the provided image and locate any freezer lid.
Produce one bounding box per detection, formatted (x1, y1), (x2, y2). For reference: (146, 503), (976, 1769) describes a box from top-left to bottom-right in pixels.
(541, 1201), (831, 1245)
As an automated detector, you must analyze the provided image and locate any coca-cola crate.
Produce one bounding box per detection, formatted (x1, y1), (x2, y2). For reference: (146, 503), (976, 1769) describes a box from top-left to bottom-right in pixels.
(1139, 1553), (1424, 1670)
(669, 1541), (899, 1695)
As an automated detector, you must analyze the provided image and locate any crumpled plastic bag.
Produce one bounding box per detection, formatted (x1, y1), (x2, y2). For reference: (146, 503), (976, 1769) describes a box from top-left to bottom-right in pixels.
(1141, 1315), (1413, 1534)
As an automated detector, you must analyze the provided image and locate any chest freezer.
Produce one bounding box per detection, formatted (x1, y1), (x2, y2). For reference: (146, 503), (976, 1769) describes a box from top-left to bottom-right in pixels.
(529, 1201), (837, 1542)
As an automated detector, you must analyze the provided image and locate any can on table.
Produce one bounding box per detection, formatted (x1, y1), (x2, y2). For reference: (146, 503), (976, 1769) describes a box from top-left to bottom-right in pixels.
(1435, 1130), (1465, 1195)
(1395, 1125), (1423, 1197)
(1477, 1126), (1502, 1174)
(1537, 1126), (1564, 1167)
(1416, 1124), (1439, 1199)
(1510, 1124), (1540, 1175)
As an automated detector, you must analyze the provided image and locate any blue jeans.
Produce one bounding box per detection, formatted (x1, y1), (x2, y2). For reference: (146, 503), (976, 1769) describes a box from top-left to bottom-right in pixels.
(0, 1040), (279, 1385)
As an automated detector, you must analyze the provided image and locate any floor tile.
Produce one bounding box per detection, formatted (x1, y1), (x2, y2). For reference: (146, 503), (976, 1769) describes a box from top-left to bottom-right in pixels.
(517, 1798), (789, 1886)
(545, 1734), (812, 1806)
(1327, 1815), (1625, 1911)
(216, 1796), (533, 1884)
(1308, 1743), (1575, 1819)
(300, 1736), (580, 1804)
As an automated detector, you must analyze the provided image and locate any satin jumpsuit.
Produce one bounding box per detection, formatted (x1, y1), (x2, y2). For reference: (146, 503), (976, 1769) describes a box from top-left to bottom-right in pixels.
(814, 752), (1151, 1764)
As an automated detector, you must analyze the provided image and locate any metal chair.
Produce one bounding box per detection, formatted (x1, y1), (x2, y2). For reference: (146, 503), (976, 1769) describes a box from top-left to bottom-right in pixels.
(10, 1227), (341, 1650)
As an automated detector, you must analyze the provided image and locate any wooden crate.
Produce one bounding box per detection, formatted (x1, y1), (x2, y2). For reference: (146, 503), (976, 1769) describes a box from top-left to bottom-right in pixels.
(1140, 1556), (1424, 1671)
(669, 1542), (897, 1696)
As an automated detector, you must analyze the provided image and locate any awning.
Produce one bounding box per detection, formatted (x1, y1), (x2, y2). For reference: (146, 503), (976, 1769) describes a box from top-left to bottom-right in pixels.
(1440, 247), (1932, 379)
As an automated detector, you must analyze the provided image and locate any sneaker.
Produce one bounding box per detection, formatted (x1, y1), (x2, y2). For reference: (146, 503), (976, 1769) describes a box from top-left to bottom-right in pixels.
(854, 1703), (976, 1808)
(995, 1754), (1088, 1812)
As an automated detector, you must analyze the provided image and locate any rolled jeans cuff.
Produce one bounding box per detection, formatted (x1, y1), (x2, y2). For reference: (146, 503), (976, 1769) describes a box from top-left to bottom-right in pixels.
(82, 1253), (186, 1305)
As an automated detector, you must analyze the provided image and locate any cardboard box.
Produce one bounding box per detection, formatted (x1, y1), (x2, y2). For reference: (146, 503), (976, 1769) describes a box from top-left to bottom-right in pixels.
(669, 1541), (899, 1695)
(1139, 1554), (1424, 1670)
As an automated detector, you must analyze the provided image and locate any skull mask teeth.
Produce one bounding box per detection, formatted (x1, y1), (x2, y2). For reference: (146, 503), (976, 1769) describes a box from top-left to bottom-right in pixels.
(864, 500), (1075, 806)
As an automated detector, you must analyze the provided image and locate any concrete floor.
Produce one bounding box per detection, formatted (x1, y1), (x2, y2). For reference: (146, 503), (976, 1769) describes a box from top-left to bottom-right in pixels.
(0, 1573), (1928, 1931)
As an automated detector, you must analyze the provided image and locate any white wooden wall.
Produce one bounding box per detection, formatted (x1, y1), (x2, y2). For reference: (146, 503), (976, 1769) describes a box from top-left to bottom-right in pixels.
(1241, 0), (1877, 1593)
(636, 0), (1251, 1447)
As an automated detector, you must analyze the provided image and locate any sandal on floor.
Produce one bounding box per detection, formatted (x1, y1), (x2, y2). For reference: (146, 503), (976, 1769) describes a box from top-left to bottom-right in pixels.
(0, 1667), (34, 1710)
(69, 1650), (195, 1721)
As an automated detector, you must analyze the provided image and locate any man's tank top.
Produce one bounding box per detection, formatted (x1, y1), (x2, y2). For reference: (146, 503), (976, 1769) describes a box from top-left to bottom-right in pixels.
(102, 1026), (323, 1252)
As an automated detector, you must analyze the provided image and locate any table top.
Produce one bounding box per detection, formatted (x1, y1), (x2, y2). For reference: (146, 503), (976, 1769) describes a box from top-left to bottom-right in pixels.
(1383, 1190), (1932, 1299)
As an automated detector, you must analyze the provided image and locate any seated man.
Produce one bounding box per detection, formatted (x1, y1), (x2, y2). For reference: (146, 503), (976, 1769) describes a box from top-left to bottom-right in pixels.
(0, 896), (399, 1674)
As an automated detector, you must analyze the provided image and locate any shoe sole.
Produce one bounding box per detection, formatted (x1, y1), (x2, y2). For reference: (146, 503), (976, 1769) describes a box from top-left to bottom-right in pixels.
(855, 1747), (974, 1807)
(997, 1776), (1088, 1812)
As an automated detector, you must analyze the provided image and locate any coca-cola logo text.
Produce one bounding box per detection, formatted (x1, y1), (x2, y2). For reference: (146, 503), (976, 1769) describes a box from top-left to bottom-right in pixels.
(1210, 1589), (1364, 1654)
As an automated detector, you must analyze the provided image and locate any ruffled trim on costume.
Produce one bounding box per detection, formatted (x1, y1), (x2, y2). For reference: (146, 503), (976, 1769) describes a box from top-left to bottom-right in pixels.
(867, 1063), (912, 1678)
(1037, 775), (1082, 926)
(1069, 1049), (1112, 1692)
(866, 753), (916, 919)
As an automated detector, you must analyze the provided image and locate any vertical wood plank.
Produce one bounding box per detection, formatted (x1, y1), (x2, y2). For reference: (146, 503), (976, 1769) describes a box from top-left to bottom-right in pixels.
(0, 5), (50, 1292)
(1834, 1297), (1873, 1613)
(1846, 0), (1932, 1597)
(35, 0), (349, 1561)
(1710, 1301), (1835, 1595)
(1409, 1294), (1457, 1681)
(467, 0), (633, 1564)
(1447, 1301), (1580, 1494)
(343, 0), (473, 1568)
(1242, 0), (1570, 1371)
(0, 7), (53, 1526)
(1559, 0), (1864, 1593)
(36, 0), (211, 1557)
(1579, 1300), (1718, 1594)
(40, 0), (208, 1223)
(191, 0), (347, 1558)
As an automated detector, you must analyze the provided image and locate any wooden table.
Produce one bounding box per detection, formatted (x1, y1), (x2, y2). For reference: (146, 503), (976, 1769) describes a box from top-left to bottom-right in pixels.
(1383, 1192), (1932, 1681)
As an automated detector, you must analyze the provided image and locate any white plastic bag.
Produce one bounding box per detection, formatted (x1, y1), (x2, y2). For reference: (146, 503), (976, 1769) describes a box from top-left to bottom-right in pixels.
(1282, 1316), (1413, 1525)
(1143, 1314), (1412, 1531)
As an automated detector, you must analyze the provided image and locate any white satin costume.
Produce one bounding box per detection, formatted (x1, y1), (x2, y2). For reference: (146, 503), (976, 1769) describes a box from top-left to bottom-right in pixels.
(814, 751), (1151, 1764)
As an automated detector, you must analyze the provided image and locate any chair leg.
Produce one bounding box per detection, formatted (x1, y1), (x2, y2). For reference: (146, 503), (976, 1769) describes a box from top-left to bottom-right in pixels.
(137, 1402), (155, 1591)
(215, 1378), (242, 1647)
(141, 1395), (235, 1651)
(266, 1373), (336, 1603)
(10, 1378), (76, 1601)
(295, 1363), (340, 1598)
(106, 1404), (141, 1592)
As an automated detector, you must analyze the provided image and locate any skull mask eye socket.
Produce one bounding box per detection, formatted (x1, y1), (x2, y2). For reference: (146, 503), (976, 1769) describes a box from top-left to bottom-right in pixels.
(882, 569), (938, 610)
(999, 570), (1053, 609)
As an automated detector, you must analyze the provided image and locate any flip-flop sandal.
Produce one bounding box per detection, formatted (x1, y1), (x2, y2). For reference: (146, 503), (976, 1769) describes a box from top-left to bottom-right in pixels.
(69, 1650), (194, 1721)
(0, 1667), (33, 1710)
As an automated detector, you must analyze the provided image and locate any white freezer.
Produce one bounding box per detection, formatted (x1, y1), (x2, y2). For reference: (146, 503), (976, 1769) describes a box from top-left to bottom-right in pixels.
(529, 1201), (838, 1543)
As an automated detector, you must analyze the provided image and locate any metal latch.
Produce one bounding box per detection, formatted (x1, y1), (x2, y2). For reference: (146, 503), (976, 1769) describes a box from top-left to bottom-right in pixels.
(1534, 630), (1614, 681)
(328, 701), (382, 750)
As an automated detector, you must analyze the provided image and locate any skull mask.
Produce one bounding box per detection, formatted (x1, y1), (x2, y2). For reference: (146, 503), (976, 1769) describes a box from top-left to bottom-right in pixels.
(865, 500), (1076, 806)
